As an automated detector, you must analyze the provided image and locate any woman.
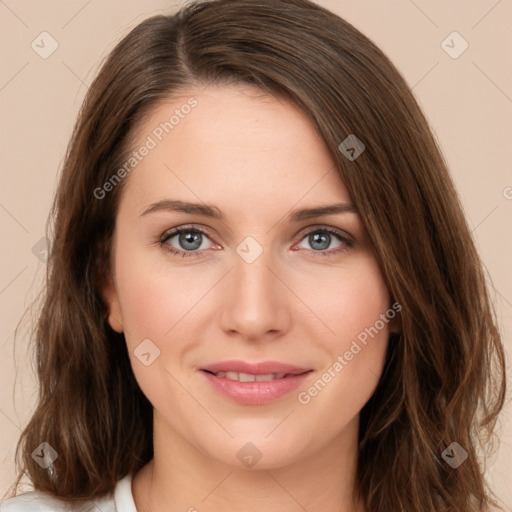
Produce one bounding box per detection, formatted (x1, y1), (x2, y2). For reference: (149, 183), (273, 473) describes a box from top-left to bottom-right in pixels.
(1, 0), (506, 511)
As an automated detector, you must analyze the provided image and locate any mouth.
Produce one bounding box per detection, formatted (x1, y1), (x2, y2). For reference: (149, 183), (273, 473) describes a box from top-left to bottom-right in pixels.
(198, 360), (313, 405)
(201, 369), (310, 382)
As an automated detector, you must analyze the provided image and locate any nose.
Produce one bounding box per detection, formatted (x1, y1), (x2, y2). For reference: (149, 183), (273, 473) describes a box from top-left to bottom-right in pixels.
(219, 243), (291, 342)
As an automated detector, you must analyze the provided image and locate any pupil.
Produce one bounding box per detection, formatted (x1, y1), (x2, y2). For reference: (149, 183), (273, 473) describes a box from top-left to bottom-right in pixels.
(311, 232), (329, 250)
(180, 232), (201, 250)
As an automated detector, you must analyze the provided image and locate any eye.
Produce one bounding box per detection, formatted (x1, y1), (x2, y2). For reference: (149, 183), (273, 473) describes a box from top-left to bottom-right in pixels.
(295, 227), (353, 256)
(159, 225), (218, 258)
(158, 225), (354, 259)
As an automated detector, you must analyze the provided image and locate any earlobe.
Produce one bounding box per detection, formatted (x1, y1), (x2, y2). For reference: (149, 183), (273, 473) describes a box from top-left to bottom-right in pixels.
(388, 300), (402, 335)
(389, 322), (402, 336)
(388, 315), (402, 335)
(101, 272), (124, 333)
(108, 311), (124, 334)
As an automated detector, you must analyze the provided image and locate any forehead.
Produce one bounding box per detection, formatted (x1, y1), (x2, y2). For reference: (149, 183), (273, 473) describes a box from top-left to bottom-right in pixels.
(123, 84), (351, 214)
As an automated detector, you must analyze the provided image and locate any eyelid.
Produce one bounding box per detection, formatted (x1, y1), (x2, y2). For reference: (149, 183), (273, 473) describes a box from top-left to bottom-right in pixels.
(158, 224), (221, 257)
(158, 223), (354, 257)
(160, 223), (353, 243)
(159, 223), (217, 243)
(298, 224), (354, 244)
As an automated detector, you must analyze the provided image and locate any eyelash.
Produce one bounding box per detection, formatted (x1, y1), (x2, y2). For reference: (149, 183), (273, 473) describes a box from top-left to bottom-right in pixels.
(158, 224), (354, 259)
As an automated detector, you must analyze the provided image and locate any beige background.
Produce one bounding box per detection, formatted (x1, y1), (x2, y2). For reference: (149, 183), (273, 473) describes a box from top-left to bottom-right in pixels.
(1, 0), (511, 508)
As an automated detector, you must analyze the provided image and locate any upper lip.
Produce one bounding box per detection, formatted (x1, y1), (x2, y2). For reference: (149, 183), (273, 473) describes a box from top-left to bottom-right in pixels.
(200, 360), (312, 376)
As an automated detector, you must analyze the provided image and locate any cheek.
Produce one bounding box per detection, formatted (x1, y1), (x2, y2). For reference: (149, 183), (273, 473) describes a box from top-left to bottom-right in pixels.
(296, 256), (392, 406)
(112, 229), (208, 344)
(305, 254), (391, 349)
(115, 270), (173, 345)
(112, 247), (201, 402)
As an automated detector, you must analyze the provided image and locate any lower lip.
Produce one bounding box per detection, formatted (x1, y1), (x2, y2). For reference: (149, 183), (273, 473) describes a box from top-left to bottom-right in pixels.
(200, 371), (312, 405)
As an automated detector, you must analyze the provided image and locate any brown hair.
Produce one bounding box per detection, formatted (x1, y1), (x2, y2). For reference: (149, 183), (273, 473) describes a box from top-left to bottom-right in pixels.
(7, 0), (506, 510)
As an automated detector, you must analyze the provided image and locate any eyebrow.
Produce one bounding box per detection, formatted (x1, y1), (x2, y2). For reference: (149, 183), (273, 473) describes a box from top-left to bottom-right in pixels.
(140, 200), (358, 222)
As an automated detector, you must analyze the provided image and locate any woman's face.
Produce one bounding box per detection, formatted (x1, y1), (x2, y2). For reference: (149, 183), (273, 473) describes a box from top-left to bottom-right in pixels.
(103, 84), (398, 469)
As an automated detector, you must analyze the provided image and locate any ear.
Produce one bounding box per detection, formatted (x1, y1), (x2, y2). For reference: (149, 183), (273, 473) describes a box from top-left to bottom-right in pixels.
(101, 270), (124, 333)
(387, 301), (402, 335)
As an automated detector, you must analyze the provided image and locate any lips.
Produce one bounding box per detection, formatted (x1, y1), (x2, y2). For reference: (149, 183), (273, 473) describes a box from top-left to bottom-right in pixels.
(212, 371), (288, 382)
(200, 360), (311, 376)
(199, 360), (313, 405)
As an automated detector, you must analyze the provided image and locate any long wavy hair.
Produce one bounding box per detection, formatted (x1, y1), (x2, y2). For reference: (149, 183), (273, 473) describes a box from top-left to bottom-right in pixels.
(6, 1), (506, 510)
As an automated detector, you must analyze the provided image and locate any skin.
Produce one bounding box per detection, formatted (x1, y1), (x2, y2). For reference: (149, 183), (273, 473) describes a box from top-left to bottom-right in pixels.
(102, 83), (400, 512)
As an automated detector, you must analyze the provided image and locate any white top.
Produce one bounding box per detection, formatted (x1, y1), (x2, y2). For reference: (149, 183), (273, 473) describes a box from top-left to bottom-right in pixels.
(0, 474), (136, 512)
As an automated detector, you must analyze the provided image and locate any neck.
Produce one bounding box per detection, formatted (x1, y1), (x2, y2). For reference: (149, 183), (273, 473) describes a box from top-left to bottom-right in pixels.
(132, 413), (365, 512)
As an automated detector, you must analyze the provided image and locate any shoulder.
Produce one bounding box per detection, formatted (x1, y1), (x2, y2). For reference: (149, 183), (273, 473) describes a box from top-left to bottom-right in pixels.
(0, 491), (70, 512)
(0, 490), (116, 512)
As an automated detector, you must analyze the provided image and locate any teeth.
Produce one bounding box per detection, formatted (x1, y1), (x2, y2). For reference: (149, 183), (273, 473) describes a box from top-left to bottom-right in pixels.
(238, 372), (255, 382)
(214, 371), (287, 381)
(255, 374), (276, 382)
